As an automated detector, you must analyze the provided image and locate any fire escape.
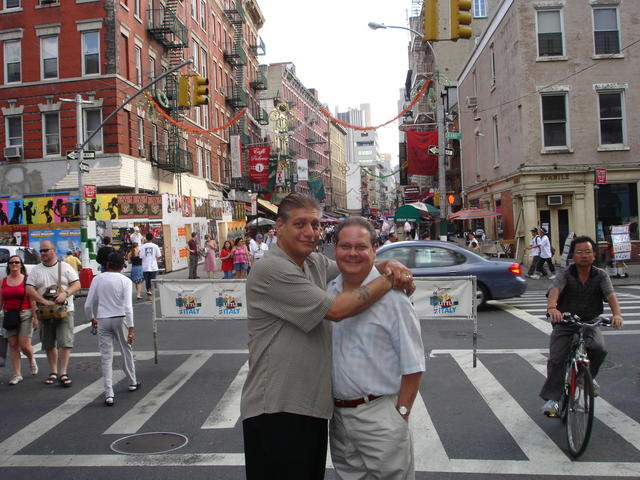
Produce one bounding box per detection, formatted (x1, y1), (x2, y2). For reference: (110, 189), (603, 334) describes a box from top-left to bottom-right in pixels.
(147, 0), (192, 195)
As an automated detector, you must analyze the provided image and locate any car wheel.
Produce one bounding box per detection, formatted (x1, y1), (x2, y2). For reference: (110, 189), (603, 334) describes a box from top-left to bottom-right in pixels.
(477, 283), (490, 307)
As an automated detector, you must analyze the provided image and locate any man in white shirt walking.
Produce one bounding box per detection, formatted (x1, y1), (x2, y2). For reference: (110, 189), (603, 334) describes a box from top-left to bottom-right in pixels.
(537, 228), (556, 279)
(141, 233), (162, 297)
(328, 217), (425, 479)
(85, 252), (140, 406)
(525, 228), (542, 279)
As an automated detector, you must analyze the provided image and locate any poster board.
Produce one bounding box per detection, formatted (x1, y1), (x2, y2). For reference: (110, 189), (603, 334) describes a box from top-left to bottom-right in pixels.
(610, 224), (631, 261)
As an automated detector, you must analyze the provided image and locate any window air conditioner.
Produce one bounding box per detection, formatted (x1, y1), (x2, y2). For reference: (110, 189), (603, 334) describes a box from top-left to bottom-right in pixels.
(4, 146), (23, 159)
(465, 96), (478, 108)
(547, 194), (563, 206)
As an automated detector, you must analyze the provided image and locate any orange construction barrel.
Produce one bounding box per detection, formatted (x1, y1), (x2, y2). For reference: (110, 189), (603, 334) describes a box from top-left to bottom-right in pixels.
(79, 268), (94, 288)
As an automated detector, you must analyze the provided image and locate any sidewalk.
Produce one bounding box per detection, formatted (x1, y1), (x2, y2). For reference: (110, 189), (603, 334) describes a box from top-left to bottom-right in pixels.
(160, 261), (224, 280)
(522, 262), (640, 291)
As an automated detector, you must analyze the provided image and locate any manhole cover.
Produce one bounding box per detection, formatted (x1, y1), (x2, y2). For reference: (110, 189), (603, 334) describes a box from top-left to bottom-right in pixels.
(110, 432), (188, 455)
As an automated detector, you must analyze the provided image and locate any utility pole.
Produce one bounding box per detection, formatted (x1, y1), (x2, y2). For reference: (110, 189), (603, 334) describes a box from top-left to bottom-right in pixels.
(61, 59), (193, 267)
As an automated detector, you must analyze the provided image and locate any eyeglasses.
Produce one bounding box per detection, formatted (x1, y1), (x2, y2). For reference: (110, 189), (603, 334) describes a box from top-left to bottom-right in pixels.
(39, 248), (52, 253)
(8, 261), (22, 265)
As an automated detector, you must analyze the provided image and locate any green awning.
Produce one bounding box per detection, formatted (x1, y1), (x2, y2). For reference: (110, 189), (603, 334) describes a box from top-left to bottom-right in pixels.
(394, 202), (439, 223)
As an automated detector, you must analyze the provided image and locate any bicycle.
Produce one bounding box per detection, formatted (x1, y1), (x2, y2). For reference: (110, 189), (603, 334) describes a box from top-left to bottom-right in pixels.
(552, 313), (611, 458)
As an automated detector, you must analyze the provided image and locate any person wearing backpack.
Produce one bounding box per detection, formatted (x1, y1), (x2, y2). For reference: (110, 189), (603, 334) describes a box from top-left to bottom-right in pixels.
(96, 237), (115, 273)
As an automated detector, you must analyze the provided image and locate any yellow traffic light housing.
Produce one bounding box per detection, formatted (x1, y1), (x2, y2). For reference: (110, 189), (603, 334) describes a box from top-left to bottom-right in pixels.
(451, 0), (473, 40)
(177, 74), (191, 107)
(423, 0), (439, 41)
(192, 75), (209, 106)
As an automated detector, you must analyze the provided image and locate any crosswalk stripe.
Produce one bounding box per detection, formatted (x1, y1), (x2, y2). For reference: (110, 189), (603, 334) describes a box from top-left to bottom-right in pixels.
(517, 350), (640, 452)
(411, 392), (449, 469)
(491, 302), (552, 334)
(449, 351), (569, 464)
(201, 360), (248, 429)
(0, 372), (124, 456)
(103, 352), (213, 435)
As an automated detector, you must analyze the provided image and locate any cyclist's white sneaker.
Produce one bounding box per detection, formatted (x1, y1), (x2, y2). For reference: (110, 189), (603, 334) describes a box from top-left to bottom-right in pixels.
(543, 400), (559, 417)
(592, 379), (600, 397)
(526, 274), (541, 279)
(549, 275), (557, 280)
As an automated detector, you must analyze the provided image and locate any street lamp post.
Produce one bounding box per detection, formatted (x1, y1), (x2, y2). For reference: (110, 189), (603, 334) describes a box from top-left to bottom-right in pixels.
(368, 21), (448, 240)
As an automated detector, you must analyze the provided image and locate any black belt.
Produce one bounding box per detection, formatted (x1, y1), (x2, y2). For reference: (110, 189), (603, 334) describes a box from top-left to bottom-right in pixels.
(334, 394), (381, 408)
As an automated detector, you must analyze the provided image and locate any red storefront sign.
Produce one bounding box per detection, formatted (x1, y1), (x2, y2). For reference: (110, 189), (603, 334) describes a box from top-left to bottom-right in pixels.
(595, 168), (607, 184)
(83, 184), (97, 198)
(248, 147), (270, 185)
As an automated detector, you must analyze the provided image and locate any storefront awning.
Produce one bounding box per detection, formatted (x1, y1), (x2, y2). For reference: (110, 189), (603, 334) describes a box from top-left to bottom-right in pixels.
(394, 202), (440, 223)
(257, 198), (278, 215)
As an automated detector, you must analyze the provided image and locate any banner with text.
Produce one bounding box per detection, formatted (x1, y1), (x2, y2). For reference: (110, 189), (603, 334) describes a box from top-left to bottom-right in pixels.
(230, 135), (242, 178)
(248, 146), (270, 185)
(157, 280), (247, 319)
(411, 278), (474, 319)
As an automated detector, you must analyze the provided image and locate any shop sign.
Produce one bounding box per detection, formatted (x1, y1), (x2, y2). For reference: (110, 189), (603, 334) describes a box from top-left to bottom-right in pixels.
(596, 168), (607, 184)
(540, 174), (570, 181)
(248, 147), (270, 185)
(83, 185), (97, 199)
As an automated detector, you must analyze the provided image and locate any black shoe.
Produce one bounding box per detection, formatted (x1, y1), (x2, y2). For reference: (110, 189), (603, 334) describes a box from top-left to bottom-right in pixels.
(129, 382), (142, 392)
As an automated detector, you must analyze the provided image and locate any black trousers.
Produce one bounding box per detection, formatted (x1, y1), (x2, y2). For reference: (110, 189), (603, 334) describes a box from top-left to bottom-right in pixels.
(540, 323), (607, 401)
(143, 270), (157, 292)
(243, 412), (328, 480)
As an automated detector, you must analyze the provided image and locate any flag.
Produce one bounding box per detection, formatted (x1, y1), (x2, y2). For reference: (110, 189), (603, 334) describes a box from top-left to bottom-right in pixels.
(248, 147), (270, 185)
(406, 130), (438, 176)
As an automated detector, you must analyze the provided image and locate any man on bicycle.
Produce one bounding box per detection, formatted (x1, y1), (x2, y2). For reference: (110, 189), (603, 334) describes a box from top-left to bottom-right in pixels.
(540, 235), (624, 417)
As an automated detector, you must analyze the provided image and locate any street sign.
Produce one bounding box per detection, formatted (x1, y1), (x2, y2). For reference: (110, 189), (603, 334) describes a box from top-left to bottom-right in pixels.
(596, 168), (607, 184)
(446, 132), (462, 140)
(79, 162), (90, 173)
(66, 150), (96, 160)
(428, 145), (454, 156)
(83, 184), (97, 198)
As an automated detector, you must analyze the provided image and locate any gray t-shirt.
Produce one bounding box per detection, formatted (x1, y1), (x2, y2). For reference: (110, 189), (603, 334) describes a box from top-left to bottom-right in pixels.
(240, 244), (339, 421)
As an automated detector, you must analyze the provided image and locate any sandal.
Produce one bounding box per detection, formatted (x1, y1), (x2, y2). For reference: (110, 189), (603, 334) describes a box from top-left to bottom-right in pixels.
(45, 373), (58, 385)
(59, 374), (72, 387)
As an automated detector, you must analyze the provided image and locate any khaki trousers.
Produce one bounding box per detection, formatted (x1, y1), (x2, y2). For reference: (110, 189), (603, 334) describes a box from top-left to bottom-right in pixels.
(330, 395), (414, 480)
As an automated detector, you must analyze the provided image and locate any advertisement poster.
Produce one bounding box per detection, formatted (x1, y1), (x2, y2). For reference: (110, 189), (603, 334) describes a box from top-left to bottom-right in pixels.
(117, 194), (162, 219)
(411, 278), (474, 319)
(611, 224), (631, 261)
(182, 196), (193, 217)
(29, 228), (81, 255)
(157, 281), (247, 319)
(297, 159), (309, 182)
(148, 221), (166, 271)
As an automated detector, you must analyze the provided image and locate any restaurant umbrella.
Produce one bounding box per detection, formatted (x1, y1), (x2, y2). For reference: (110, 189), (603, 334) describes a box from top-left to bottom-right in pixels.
(449, 208), (500, 220)
(247, 217), (276, 227)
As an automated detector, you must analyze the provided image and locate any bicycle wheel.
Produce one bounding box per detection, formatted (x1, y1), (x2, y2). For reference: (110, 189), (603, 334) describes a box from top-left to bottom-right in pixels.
(566, 364), (594, 457)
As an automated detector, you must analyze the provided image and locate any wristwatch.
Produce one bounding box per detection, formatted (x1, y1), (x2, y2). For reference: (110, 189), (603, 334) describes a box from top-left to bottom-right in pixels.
(396, 405), (410, 416)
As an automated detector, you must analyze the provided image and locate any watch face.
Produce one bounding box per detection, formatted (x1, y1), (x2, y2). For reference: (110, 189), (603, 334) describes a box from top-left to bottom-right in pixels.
(397, 406), (409, 416)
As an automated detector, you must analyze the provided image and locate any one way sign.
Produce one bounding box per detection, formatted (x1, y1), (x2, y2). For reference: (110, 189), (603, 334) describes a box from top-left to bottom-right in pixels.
(428, 145), (454, 156)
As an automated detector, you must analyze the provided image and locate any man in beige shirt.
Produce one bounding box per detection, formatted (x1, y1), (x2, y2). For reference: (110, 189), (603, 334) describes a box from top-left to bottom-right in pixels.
(241, 193), (415, 480)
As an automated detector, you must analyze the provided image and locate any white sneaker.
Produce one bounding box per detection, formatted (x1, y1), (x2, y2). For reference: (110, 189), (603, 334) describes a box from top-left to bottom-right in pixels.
(9, 375), (23, 386)
(549, 275), (556, 280)
(530, 274), (540, 279)
(543, 400), (559, 417)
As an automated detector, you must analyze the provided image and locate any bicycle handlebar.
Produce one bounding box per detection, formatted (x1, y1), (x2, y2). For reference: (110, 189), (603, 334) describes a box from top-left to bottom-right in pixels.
(558, 313), (611, 328)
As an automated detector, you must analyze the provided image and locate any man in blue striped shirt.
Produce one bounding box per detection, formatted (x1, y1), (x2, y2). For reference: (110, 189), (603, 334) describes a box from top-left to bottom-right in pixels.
(328, 216), (425, 479)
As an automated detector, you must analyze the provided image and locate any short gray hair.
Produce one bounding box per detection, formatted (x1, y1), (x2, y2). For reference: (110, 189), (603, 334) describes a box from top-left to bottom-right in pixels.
(277, 192), (321, 223)
(334, 216), (377, 246)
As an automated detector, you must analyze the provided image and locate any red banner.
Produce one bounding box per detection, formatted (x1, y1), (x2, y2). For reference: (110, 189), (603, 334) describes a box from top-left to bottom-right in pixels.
(406, 130), (438, 176)
(248, 146), (270, 185)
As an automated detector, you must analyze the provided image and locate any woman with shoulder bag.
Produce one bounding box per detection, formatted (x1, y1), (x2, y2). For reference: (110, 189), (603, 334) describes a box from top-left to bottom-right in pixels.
(1, 255), (38, 385)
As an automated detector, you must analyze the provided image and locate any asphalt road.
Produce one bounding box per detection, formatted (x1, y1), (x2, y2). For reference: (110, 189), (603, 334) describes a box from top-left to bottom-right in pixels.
(1, 270), (639, 479)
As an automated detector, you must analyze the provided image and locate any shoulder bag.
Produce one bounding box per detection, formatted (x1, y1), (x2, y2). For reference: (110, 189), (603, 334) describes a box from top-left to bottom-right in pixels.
(36, 262), (69, 324)
(2, 277), (26, 331)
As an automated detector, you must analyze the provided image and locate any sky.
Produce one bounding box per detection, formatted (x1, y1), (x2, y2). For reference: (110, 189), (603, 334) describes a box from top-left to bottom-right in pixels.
(258, 0), (415, 165)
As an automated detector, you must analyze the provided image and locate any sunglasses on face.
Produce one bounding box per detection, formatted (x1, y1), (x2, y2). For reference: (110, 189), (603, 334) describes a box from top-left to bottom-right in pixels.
(39, 248), (52, 253)
(8, 261), (22, 265)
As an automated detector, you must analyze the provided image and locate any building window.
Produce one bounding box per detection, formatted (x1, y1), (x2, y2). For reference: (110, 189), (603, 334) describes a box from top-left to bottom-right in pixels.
(200, 0), (206, 29)
(149, 56), (155, 81)
(84, 109), (103, 152)
(191, 0), (197, 20)
(134, 45), (142, 85)
(151, 124), (158, 159)
(593, 8), (620, 55)
(537, 9), (563, 57)
(196, 146), (203, 176)
(41, 36), (58, 79)
(43, 112), (60, 155)
(192, 40), (199, 73)
(489, 43), (496, 87)
(5, 116), (22, 146)
(597, 183), (639, 241)
(82, 31), (100, 75)
(4, 0), (20, 8)
(137, 117), (144, 151)
(204, 149), (211, 180)
(473, 0), (487, 18)
(134, 0), (140, 17)
(4, 40), (21, 83)
(200, 47), (207, 78)
(492, 114), (499, 167)
(598, 91), (624, 145)
(541, 93), (568, 148)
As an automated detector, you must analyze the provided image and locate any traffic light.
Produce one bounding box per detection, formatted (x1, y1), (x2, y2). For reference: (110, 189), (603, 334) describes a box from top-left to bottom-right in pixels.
(423, 0), (439, 41)
(192, 75), (209, 106)
(177, 74), (191, 107)
(451, 0), (473, 41)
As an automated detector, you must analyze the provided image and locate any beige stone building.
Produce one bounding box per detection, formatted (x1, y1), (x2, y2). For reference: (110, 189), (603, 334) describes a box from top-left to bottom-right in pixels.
(458, 0), (640, 260)
(329, 120), (348, 212)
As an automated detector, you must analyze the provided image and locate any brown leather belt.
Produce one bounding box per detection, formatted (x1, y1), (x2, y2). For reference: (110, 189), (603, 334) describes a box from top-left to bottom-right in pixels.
(334, 394), (381, 408)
